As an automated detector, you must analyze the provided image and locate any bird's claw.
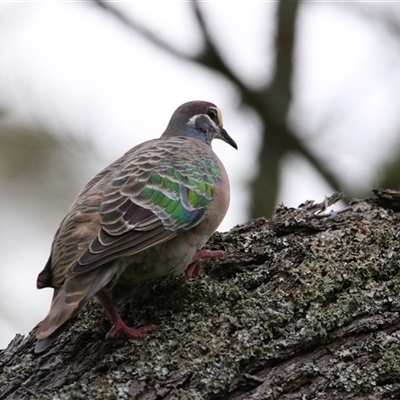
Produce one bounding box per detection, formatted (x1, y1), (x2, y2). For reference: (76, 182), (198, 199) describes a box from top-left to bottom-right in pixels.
(106, 322), (158, 340)
(185, 249), (225, 279)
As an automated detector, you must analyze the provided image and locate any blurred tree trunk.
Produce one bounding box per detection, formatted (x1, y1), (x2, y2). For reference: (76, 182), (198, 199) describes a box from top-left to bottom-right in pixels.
(2, 190), (400, 399)
(249, 0), (298, 218)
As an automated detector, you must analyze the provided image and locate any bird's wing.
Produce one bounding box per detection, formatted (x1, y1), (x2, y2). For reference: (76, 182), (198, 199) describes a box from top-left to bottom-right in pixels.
(71, 138), (222, 274)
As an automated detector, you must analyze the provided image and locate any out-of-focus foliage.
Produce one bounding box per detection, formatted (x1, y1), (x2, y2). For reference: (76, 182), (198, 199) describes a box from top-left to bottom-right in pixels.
(0, 120), (96, 225)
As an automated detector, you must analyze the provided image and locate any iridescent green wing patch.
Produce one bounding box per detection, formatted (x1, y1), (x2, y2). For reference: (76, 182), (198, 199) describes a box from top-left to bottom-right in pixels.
(137, 158), (221, 231)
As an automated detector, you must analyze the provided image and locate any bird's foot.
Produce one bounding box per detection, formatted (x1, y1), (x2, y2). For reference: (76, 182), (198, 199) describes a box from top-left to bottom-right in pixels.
(194, 249), (225, 262)
(185, 249), (225, 279)
(96, 290), (157, 340)
(106, 319), (158, 340)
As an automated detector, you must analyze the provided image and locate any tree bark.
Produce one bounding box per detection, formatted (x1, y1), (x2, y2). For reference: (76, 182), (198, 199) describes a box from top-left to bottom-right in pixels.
(2, 190), (400, 399)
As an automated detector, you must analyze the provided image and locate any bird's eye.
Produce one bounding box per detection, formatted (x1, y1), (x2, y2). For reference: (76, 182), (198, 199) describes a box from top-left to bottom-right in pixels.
(207, 108), (218, 122)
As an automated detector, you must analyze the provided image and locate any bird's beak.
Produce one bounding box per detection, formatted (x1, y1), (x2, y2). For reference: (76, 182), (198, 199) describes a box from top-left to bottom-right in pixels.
(218, 128), (238, 150)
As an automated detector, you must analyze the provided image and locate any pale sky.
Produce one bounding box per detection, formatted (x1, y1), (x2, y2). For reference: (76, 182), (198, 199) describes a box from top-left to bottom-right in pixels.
(1, 2), (400, 348)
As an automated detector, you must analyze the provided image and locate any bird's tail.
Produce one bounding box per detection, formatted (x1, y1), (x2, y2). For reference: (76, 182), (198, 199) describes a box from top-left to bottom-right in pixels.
(35, 264), (121, 353)
(35, 288), (79, 353)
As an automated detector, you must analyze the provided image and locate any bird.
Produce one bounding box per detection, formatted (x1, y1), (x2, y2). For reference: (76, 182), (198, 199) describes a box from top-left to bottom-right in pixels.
(35, 100), (237, 353)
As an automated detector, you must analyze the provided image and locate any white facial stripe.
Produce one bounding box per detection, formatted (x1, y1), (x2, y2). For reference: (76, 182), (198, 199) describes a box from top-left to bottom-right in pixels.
(188, 115), (199, 126)
(188, 113), (221, 130)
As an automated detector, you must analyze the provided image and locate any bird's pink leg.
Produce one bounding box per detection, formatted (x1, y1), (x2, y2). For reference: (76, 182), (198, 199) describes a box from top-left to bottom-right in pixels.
(96, 291), (157, 339)
(185, 249), (225, 279)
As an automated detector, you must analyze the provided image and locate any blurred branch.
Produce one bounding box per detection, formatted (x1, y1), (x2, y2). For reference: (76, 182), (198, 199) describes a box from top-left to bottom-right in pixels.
(93, 0), (251, 97)
(93, 0), (343, 217)
(345, 2), (400, 38)
(190, 3), (250, 93)
(249, 0), (342, 216)
(342, 3), (400, 196)
(250, 0), (299, 217)
(190, 2), (341, 208)
(94, 0), (190, 62)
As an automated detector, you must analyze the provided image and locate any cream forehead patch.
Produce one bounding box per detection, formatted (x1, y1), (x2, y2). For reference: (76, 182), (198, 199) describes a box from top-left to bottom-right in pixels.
(216, 108), (223, 126)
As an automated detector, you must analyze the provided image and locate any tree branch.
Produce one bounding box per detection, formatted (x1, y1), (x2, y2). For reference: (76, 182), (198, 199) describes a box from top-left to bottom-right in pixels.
(190, 2), (249, 92)
(93, 0), (192, 62)
(3, 190), (400, 398)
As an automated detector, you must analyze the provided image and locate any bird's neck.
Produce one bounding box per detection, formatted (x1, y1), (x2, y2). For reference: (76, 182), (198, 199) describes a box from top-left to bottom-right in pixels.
(161, 127), (212, 147)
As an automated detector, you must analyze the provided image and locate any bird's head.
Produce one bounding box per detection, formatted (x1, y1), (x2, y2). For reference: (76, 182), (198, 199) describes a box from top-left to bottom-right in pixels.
(161, 101), (238, 150)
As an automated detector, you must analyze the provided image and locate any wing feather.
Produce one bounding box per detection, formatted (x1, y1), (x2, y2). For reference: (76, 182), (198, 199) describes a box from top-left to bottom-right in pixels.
(68, 137), (222, 275)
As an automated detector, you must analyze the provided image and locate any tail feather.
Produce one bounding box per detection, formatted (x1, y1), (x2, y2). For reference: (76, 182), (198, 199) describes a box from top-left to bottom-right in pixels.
(36, 288), (78, 341)
(35, 263), (121, 353)
(35, 318), (74, 353)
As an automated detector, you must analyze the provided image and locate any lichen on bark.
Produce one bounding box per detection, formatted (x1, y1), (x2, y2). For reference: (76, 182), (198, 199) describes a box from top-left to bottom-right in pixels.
(1, 190), (400, 399)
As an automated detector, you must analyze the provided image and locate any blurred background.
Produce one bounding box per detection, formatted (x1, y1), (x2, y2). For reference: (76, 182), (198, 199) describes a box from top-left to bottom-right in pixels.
(1, 1), (400, 349)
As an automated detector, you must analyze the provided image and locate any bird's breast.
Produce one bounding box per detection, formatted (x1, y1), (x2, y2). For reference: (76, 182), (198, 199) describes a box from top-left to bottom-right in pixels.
(116, 230), (209, 287)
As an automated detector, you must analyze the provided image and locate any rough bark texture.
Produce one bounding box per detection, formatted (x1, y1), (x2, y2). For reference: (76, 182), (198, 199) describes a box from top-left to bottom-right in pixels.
(2, 190), (400, 399)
